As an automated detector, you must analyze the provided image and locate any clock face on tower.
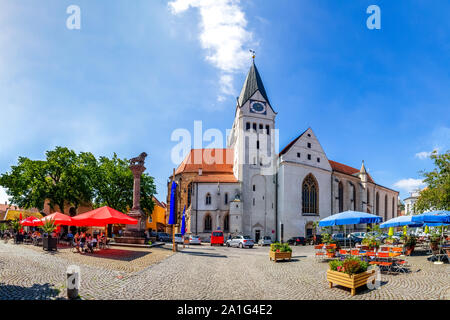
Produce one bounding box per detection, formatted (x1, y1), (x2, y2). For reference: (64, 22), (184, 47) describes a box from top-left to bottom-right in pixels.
(250, 101), (267, 114)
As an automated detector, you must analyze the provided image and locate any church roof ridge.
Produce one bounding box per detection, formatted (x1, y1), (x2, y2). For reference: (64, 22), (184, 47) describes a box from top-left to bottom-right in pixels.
(279, 129), (309, 156)
(238, 61), (270, 107)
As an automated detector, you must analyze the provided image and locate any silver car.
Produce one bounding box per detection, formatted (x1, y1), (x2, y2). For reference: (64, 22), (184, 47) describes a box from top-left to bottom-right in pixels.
(188, 235), (202, 245)
(174, 233), (184, 244)
(258, 236), (272, 246)
(227, 235), (254, 248)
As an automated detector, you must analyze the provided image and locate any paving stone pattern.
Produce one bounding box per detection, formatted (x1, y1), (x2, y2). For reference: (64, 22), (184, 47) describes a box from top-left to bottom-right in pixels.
(0, 242), (448, 300)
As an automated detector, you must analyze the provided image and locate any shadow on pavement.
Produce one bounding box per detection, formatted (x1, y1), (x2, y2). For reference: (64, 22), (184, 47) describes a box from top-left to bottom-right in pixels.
(0, 283), (61, 300)
(180, 251), (228, 258)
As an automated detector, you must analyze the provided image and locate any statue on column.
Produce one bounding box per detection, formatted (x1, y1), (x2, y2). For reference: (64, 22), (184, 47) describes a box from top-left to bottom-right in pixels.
(126, 152), (148, 237)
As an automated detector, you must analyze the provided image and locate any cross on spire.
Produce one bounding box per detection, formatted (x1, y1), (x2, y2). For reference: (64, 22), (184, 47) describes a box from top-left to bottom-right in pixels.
(249, 49), (256, 60)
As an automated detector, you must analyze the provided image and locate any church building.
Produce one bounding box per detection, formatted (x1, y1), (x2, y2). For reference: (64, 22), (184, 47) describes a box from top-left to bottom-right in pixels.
(166, 61), (399, 242)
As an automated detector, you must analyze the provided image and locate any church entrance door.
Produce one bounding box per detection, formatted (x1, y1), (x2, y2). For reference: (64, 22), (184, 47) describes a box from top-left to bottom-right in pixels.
(255, 230), (261, 243)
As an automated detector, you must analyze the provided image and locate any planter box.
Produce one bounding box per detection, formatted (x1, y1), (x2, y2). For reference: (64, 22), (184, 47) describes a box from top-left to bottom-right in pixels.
(327, 269), (375, 296)
(269, 250), (292, 262)
(43, 237), (57, 251)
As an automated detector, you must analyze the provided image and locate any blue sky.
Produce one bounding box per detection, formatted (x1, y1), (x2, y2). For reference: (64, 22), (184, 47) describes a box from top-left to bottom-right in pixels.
(0, 0), (449, 204)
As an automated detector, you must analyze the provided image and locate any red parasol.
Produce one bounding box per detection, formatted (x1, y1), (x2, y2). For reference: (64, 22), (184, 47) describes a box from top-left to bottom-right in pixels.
(40, 212), (74, 226)
(20, 216), (43, 227)
(71, 206), (138, 227)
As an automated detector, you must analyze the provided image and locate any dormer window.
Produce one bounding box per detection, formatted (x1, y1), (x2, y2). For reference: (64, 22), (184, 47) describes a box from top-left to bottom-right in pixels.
(297, 153), (301, 158)
(317, 158), (320, 163)
(308, 154), (311, 160)
(307, 143), (312, 148)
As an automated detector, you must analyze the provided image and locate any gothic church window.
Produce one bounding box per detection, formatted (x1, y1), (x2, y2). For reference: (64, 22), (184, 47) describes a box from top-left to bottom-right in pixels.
(204, 214), (212, 232)
(224, 215), (229, 232)
(187, 182), (193, 207)
(384, 194), (388, 221)
(302, 174), (318, 214)
(206, 193), (211, 205)
(224, 193), (228, 205)
(376, 192), (380, 215)
(338, 182), (344, 212)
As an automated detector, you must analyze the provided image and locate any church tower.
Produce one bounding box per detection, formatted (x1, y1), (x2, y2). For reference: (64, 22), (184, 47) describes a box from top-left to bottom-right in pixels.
(227, 60), (277, 240)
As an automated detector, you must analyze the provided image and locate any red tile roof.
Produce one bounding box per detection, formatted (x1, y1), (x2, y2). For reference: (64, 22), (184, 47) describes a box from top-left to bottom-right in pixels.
(329, 160), (374, 183)
(152, 196), (165, 208)
(193, 174), (238, 184)
(175, 149), (234, 175)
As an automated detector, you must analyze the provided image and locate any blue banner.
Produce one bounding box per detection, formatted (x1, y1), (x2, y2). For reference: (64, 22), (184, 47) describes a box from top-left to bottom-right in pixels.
(181, 205), (186, 236)
(168, 181), (177, 225)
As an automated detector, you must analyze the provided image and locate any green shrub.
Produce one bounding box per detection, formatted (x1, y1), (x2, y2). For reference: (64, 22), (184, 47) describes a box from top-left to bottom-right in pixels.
(270, 242), (292, 252)
(331, 257), (370, 275)
(329, 259), (343, 271)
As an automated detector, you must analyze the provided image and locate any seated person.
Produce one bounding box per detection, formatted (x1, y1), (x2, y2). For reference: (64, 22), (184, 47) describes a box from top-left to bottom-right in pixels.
(91, 236), (98, 251)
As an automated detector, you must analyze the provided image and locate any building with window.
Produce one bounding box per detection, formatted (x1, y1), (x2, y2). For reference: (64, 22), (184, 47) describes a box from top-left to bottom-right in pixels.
(166, 61), (399, 242)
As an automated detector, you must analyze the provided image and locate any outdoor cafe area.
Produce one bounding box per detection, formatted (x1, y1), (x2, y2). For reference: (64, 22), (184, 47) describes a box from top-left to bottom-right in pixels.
(313, 210), (450, 273)
(9, 206), (138, 254)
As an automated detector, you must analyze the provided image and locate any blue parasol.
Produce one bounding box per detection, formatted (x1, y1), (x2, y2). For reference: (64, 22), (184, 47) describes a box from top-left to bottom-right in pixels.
(319, 211), (382, 227)
(380, 215), (423, 228)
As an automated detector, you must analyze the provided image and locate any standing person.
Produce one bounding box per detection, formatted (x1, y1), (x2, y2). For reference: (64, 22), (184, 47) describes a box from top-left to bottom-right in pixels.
(80, 232), (86, 253)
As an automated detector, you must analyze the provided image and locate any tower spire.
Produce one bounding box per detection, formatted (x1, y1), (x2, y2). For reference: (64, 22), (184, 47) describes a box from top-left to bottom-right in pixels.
(237, 58), (270, 107)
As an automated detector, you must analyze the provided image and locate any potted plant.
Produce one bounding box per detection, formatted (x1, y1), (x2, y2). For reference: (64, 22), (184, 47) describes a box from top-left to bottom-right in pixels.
(41, 218), (58, 251)
(269, 242), (292, 262)
(327, 257), (375, 296)
(403, 235), (417, 256)
(10, 219), (23, 244)
(429, 233), (441, 251)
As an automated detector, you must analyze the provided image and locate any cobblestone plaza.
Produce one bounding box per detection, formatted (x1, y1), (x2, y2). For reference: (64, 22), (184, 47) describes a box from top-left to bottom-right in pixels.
(0, 242), (448, 300)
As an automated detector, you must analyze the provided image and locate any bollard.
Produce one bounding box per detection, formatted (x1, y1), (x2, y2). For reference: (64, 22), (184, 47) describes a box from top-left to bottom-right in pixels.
(67, 265), (80, 300)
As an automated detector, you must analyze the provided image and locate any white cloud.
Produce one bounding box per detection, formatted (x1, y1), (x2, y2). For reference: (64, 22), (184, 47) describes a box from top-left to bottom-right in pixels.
(415, 151), (433, 159)
(0, 187), (9, 204)
(393, 178), (425, 192)
(169, 0), (253, 98)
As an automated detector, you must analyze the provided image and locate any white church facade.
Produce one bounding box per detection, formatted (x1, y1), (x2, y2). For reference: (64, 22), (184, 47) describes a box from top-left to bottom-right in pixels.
(167, 62), (399, 242)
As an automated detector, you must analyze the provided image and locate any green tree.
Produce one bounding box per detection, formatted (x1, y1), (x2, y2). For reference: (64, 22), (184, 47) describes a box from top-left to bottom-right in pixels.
(0, 147), (93, 212)
(415, 151), (450, 212)
(0, 147), (156, 216)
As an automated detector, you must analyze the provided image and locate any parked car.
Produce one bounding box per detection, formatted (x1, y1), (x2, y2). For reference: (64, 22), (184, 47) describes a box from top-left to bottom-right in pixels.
(227, 235), (254, 248)
(331, 233), (360, 246)
(366, 232), (388, 243)
(174, 233), (184, 244)
(156, 232), (172, 242)
(348, 232), (366, 239)
(210, 230), (224, 246)
(306, 234), (322, 245)
(188, 235), (202, 245)
(287, 236), (306, 246)
(258, 236), (272, 246)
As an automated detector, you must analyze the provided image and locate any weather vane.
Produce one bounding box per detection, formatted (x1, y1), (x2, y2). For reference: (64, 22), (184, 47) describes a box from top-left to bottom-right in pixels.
(249, 49), (256, 60)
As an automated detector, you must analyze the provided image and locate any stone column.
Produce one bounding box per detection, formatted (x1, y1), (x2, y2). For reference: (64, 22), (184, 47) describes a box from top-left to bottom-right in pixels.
(126, 152), (148, 235)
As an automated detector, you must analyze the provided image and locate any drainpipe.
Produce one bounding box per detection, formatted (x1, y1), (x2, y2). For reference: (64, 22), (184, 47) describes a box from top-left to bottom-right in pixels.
(196, 182), (199, 235)
(331, 173), (334, 215)
(275, 170), (278, 241)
